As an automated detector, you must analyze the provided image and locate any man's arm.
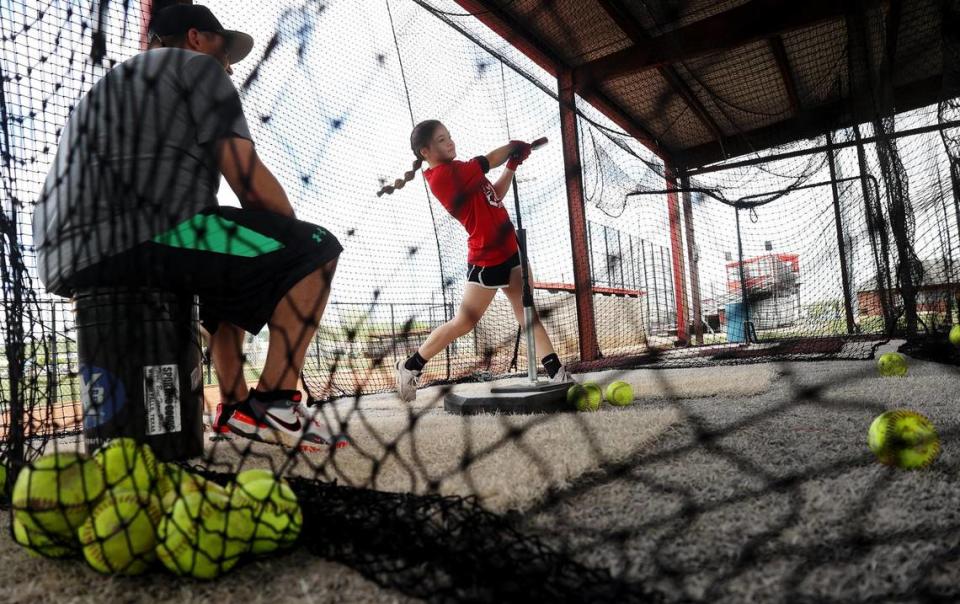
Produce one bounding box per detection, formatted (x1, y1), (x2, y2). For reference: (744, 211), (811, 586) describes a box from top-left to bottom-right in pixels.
(218, 137), (295, 217)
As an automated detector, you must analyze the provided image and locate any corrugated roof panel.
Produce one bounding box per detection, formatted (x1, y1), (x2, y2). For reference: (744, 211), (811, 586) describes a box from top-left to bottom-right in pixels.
(602, 70), (716, 148)
(680, 40), (791, 139)
(780, 20), (847, 109)
(621, 0), (751, 35)
(893, 0), (942, 87)
(508, 0), (633, 66)
(464, 0), (946, 164)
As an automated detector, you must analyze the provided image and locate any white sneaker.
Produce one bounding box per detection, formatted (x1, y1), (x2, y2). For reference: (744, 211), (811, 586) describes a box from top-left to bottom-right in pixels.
(395, 360), (421, 402)
(551, 366), (576, 384)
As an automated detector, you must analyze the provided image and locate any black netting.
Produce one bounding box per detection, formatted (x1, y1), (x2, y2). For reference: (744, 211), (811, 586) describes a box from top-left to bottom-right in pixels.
(1, 0), (960, 602)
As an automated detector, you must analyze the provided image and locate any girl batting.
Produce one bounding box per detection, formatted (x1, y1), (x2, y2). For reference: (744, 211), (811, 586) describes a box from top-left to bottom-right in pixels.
(379, 120), (572, 401)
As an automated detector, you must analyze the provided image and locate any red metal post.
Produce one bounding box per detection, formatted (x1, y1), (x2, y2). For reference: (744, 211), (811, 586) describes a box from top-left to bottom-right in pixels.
(140, 0), (154, 50)
(665, 163), (689, 344)
(558, 70), (600, 361)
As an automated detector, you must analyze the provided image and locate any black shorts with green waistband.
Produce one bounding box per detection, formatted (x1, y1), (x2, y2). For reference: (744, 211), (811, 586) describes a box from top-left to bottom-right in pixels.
(466, 252), (521, 289)
(64, 206), (343, 334)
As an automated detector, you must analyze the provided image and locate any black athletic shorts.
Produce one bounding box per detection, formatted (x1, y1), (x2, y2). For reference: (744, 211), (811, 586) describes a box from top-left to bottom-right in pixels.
(64, 206), (343, 334)
(466, 252), (521, 289)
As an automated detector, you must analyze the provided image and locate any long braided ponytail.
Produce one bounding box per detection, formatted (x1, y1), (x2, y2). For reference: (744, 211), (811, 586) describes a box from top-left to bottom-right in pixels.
(377, 119), (443, 196)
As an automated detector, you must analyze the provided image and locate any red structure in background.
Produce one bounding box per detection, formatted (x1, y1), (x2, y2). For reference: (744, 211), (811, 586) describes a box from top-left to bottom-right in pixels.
(726, 253), (800, 299)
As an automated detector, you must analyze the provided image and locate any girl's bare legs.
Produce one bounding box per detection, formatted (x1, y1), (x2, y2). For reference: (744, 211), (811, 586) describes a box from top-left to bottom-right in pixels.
(396, 282), (497, 401)
(502, 266), (556, 358)
(417, 283), (498, 360)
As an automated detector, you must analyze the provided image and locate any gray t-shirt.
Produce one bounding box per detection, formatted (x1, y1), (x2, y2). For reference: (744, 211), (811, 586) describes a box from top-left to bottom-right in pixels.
(33, 48), (251, 295)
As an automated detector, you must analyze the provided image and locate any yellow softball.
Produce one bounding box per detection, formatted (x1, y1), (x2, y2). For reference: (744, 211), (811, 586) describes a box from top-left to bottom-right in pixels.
(568, 382), (602, 412)
(156, 490), (253, 579)
(230, 477), (302, 555)
(12, 452), (105, 539)
(77, 489), (162, 575)
(876, 352), (908, 377)
(155, 462), (182, 500)
(867, 410), (940, 469)
(12, 516), (75, 559)
(159, 470), (218, 514)
(234, 468), (280, 487)
(604, 381), (634, 406)
(93, 438), (158, 494)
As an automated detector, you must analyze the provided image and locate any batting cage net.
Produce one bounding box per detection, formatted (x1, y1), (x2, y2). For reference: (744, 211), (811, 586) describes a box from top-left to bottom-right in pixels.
(1, 0), (959, 601)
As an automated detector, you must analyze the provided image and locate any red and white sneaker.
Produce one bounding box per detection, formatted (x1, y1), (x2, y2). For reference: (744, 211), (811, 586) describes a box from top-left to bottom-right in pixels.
(211, 402), (237, 435)
(208, 402), (239, 441)
(227, 390), (348, 451)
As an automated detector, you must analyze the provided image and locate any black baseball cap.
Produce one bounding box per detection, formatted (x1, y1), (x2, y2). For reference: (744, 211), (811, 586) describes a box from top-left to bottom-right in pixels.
(149, 4), (254, 63)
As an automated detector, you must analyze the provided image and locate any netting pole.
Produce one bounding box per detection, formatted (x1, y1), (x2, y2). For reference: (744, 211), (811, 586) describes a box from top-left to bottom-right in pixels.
(933, 164), (957, 325)
(734, 205), (755, 343)
(852, 123), (895, 333)
(942, 0), (960, 322)
(680, 173), (704, 345)
(950, 161), (960, 321)
(661, 249), (672, 328)
(603, 227), (612, 284)
(647, 241), (659, 329)
(641, 239), (652, 334)
(385, 0), (452, 379)
(0, 57), (25, 477)
(558, 69), (599, 361)
(825, 130), (857, 334)
(665, 163), (689, 345)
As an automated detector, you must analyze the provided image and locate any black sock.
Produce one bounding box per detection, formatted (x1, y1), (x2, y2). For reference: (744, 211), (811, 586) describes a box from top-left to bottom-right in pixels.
(404, 352), (427, 372)
(542, 353), (561, 378)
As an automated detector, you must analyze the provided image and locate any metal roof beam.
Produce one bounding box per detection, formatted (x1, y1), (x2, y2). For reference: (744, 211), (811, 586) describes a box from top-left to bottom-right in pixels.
(452, 0), (670, 159)
(452, 0), (560, 76)
(680, 74), (942, 168)
(768, 36), (801, 114)
(688, 117), (960, 176)
(573, 0), (882, 87)
(886, 0), (903, 67)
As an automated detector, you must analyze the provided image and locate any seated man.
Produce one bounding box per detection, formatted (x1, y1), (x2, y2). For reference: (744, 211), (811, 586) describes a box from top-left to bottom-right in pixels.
(32, 4), (344, 450)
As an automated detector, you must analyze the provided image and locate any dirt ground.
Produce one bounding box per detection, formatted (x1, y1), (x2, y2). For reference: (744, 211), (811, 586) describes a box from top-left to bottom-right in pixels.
(4, 346), (959, 602)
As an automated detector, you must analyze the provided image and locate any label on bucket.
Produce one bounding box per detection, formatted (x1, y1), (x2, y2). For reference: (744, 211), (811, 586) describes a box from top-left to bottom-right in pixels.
(144, 364), (181, 435)
(80, 365), (126, 433)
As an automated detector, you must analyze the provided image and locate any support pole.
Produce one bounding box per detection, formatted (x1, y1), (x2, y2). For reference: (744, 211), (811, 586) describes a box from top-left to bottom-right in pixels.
(511, 175), (538, 383)
(680, 173), (703, 344)
(734, 206), (754, 343)
(825, 131), (857, 334)
(950, 160), (960, 320)
(665, 163), (689, 344)
(642, 239), (653, 335)
(853, 124), (895, 333)
(0, 54), (26, 479)
(558, 69), (600, 361)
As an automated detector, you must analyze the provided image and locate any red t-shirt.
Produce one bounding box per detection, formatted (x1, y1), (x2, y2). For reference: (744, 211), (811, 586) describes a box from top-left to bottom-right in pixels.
(423, 156), (518, 266)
